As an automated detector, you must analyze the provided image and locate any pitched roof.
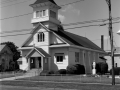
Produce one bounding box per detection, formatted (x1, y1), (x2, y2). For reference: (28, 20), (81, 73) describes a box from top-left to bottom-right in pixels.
(53, 30), (105, 52)
(0, 44), (13, 54)
(0, 44), (6, 51)
(32, 0), (57, 5)
(21, 23), (105, 53)
(25, 47), (51, 58)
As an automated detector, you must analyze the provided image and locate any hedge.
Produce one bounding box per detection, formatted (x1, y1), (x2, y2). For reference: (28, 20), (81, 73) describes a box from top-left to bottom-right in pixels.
(95, 62), (108, 75)
(66, 64), (85, 74)
(110, 67), (120, 75)
(56, 69), (67, 74)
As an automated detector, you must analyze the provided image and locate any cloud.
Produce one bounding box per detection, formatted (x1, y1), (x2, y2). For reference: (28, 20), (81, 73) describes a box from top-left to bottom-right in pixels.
(58, 14), (65, 22)
(61, 5), (80, 15)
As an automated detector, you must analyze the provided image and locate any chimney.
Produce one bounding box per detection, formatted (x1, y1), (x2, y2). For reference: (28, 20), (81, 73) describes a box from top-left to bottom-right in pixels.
(101, 35), (104, 50)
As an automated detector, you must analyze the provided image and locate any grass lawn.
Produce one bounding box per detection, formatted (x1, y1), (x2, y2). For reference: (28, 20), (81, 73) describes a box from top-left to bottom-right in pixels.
(17, 75), (120, 84)
(0, 72), (24, 79)
(1, 80), (120, 90)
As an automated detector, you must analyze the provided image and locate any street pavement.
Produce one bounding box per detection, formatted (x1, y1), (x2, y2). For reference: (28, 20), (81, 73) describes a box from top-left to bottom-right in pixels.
(0, 85), (77, 90)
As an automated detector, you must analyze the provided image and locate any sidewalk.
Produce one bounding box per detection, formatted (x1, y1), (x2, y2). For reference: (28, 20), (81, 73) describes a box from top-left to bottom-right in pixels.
(0, 74), (35, 81)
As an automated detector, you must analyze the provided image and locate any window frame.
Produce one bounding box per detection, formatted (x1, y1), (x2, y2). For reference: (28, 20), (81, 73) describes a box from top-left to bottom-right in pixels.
(38, 32), (45, 42)
(36, 11), (40, 18)
(55, 53), (64, 63)
(75, 52), (79, 62)
(35, 10), (46, 18)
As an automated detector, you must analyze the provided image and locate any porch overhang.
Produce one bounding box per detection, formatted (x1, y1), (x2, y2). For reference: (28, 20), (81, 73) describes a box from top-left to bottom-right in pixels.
(99, 57), (107, 60)
(25, 47), (51, 58)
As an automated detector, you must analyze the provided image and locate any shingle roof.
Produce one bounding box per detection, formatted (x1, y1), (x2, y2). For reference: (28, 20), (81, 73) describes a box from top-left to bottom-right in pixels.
(32, 0), (57, 5)
(53, 30), (105, 52)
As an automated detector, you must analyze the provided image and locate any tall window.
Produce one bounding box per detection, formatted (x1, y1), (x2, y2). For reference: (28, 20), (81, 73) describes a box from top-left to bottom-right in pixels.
(38, 32), (45, 42)
(36, 11), (40, 18)
(43, 10), (46, 16)
(55, 53), (64, 62)
(75, 52), (79, 62)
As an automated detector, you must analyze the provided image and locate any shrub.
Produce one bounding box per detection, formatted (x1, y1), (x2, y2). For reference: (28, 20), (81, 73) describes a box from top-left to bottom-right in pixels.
(96, 62), (108, 75)
(110, 67), (120, 75)
(57, 69), (67, 74)
(74, 64), (85, 74)
(66, 64), (85, 74)
(66, 65), (77, 74)
(48, 71), (54, 74)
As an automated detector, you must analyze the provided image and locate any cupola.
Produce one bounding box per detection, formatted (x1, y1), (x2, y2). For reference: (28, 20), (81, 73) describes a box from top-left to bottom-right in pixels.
(30, 0), (61, 30)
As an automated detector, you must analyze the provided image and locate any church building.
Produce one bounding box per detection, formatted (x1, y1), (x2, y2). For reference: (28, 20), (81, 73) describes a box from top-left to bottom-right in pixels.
(18, 0), (107, 74)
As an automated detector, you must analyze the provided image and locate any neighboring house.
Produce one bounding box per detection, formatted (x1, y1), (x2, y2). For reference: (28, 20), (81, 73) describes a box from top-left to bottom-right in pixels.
(0, 44), (13, 71)
(18, 0), (107, 74)
(117, 30), (120, 35)
(106, 47), (120, 69)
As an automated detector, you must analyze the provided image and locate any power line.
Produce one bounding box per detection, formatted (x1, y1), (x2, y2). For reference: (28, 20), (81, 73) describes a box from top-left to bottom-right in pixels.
(0, 0), (84, 20)
(1, 17), (120, 34)
(64, 21), (120, 30)
(0, 12), (33, 20)
(0, 0), (16, 4)
(1, 20), (120, 37)
(0, 18), (111, 34)
(0, 0), (18, 4)
(0, 32), (31, 37)
(60, 0), (84, 7)
(63, 17), (120, 26)
(0, 0), (33, 8)
(0, 28), (33, 34)
(0, 0), (84, 8)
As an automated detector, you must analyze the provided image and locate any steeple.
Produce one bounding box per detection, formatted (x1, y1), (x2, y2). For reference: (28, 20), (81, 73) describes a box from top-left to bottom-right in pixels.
(30, 0), (61, 31)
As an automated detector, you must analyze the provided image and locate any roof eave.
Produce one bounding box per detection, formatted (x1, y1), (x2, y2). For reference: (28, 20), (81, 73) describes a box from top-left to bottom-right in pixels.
(70, 45), (107, 54)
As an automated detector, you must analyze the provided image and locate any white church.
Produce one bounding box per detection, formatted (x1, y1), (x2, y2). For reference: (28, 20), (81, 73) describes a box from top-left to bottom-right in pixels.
(18, 0), (107, 74)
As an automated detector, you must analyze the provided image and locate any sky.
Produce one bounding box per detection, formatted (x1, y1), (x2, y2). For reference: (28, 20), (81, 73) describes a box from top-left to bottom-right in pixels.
(0, 0), (120, 68)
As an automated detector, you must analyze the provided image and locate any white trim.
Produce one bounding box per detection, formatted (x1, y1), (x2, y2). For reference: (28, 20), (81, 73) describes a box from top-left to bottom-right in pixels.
(18, 47), (33, 50)
(50, 44), (107, 54)
(69, 45), (107, 54)
(49, 44), (70, 48)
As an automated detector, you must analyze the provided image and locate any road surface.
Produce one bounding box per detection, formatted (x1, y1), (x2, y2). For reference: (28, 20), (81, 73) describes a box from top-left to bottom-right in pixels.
(0, 85), (76, 90)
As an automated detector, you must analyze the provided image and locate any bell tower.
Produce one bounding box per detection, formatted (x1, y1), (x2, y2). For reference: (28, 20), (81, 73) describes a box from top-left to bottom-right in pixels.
(30, 0), (61, 31)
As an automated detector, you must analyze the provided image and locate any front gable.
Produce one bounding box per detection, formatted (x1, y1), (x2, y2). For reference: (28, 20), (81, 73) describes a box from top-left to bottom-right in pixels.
(22, 23), (50, 47)
(22, 23), (69, 47)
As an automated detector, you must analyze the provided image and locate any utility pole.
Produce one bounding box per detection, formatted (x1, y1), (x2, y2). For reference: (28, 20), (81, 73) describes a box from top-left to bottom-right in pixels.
(106, 0), (115, 85)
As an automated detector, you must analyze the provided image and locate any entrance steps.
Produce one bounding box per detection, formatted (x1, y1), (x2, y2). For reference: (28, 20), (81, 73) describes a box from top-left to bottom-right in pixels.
(25, 69), (42, 76)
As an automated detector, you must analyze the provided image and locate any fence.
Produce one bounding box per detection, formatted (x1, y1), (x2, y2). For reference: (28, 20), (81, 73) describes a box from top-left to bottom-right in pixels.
(15, 72), (120, 84)
(1, 71), (120, 84)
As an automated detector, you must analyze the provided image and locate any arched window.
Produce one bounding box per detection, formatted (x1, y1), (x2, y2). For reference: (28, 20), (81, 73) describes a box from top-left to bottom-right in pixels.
(38, 32), (45, 42)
